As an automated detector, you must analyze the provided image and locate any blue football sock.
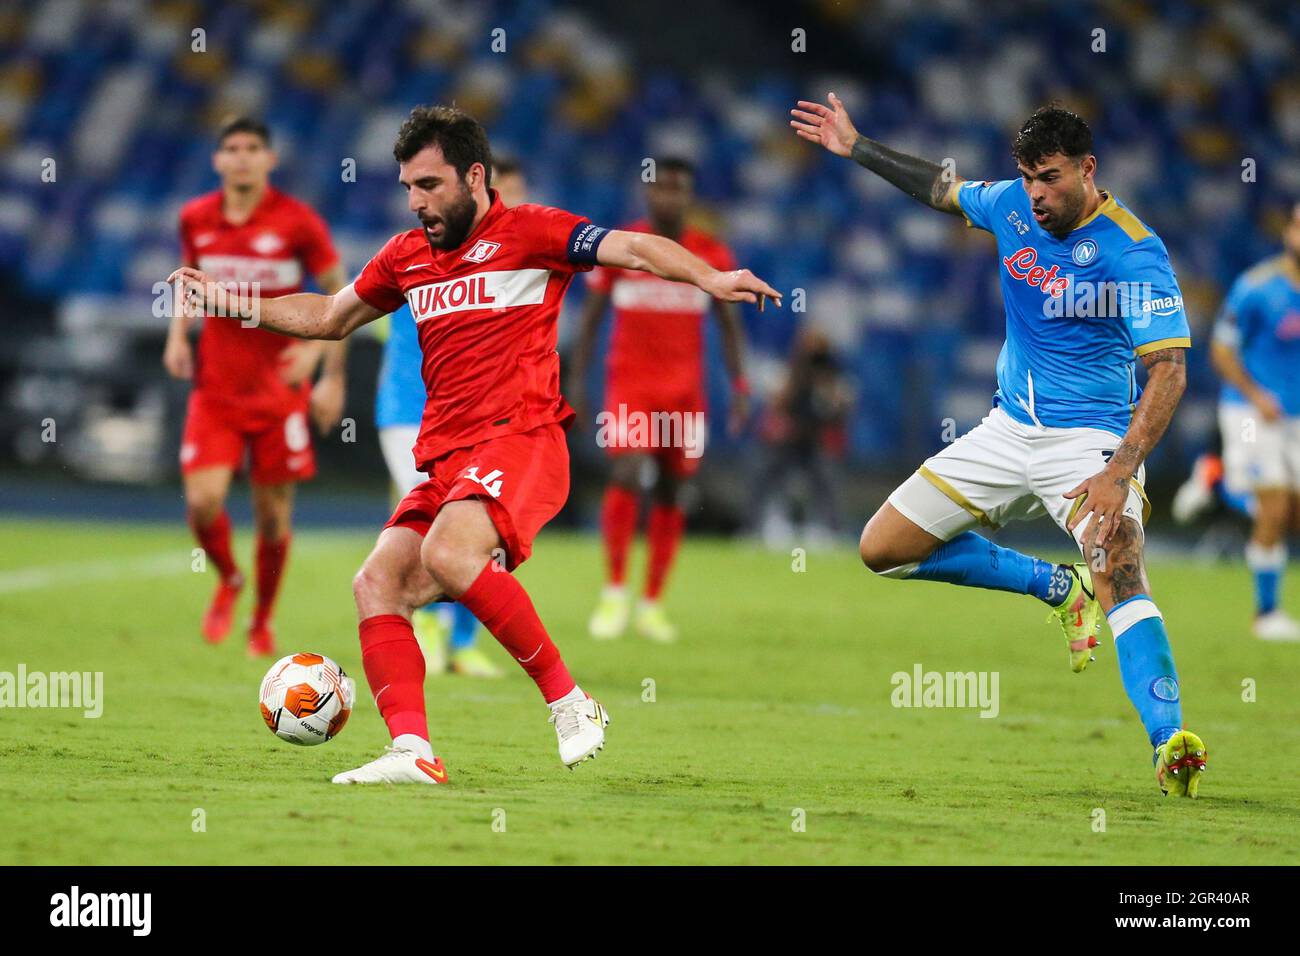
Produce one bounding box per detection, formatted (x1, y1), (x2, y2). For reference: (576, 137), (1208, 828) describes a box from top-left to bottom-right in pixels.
(1245, 542), (1285, 616)
(906, 532), (1074, 605)
(1108, 596), (1182, 749)
(447, 602), (480, 652)
(1222, 486), (1254, 519)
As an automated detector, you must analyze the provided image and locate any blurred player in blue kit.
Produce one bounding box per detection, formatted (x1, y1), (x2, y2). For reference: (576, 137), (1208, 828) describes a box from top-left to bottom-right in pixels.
(1209, 201), (1300, 642)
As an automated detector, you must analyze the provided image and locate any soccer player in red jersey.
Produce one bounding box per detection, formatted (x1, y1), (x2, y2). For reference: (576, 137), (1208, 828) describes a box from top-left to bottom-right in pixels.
(571, 157), (749, 642)
(170, 106), (780, 782)
(163, 117), (348, 657)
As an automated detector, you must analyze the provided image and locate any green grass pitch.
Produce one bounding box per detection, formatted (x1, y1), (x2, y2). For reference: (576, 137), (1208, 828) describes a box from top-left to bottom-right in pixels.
(2, 515), (1298, 864)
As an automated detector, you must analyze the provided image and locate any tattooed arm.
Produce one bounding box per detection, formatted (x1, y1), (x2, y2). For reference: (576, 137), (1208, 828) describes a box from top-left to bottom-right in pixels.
(1065, 348), (1187, 547)
(790, 92), (964, 215)
(1111, 348), (1188, 477)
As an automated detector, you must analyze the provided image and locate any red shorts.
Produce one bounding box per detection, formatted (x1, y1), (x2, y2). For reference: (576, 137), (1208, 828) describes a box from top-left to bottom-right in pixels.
(601, 393), (708, 479)
(385, 423), (570, 570)
(180, 389), (316, 485)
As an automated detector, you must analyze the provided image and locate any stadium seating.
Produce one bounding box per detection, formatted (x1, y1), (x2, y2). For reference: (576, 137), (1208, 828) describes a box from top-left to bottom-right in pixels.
(2, 0), (1298, 470)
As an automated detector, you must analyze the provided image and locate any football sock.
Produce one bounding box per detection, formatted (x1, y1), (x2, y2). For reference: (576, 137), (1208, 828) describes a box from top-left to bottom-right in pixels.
(906, 532), (1073, 605)
(1222, 485), (1254, 519)
(447, 602), (480, 652)
(252, 533), (290, 628)
(1108, 596), (1182, 749)
(547, 685), (586, 711)
(1245, 541), (1284, 616)
(600, 485), (638, 587)
(645, 503), (685, 600)
(393, 733), (435, 761)
(359, 614), (428, 741)
(459, 561), (575, 703)
(189, 508), (239, 581)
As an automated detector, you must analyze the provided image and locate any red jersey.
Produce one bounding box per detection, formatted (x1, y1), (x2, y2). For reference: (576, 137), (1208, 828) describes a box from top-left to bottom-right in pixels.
(352, 191), (606, 470)
(180, 186), (339, 419)
(587, 220), (735, 411)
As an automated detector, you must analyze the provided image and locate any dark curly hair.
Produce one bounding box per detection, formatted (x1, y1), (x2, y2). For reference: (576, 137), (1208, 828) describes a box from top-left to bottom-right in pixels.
(1012, 105), (1093, 168)
(392, 105), (492, 185)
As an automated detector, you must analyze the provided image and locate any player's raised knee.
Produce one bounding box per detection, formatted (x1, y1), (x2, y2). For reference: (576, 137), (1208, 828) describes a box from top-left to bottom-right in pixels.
(858, 526), (897, 575)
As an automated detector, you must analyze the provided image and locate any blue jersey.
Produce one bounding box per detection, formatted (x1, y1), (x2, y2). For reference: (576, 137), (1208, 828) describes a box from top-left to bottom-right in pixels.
(955, 180), (1191, 436)
(374, 304), (426, 429)
(1213, 256), (1300, 415)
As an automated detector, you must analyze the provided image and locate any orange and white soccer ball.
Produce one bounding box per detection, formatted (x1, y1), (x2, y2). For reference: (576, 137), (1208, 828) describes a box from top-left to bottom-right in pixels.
(258, 653), (356, 746)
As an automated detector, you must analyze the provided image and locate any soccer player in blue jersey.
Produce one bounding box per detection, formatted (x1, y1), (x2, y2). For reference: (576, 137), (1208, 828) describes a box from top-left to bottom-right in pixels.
(791, 96), (1207, 796)
(371, 162), (529, 678)
(1210, 201), (1300, 642)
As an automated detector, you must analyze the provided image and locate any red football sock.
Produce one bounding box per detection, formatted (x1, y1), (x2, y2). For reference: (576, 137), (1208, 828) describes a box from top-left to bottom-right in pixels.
(189, 508), (239, 581)
(252, 534), (290, 628)
(600, 485), (639, 587)
(359, 614), (428, 740)
(645, 503), (685, 600)
(459, 562), (575, 702)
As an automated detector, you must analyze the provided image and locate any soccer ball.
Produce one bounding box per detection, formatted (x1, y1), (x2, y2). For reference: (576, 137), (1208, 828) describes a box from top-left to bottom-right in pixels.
(258, 653), (356, 746)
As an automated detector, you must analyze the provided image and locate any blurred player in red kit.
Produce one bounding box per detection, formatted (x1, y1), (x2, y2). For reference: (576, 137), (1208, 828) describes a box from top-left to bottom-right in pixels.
(170, 106), (780, 782)
(163, 117), (348, 657)
(571, 158), (750, 642)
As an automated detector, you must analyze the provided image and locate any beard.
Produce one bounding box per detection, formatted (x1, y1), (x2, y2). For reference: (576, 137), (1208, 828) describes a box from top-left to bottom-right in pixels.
(420, 184), (479, 250)
(1036, 187), (1088, 238)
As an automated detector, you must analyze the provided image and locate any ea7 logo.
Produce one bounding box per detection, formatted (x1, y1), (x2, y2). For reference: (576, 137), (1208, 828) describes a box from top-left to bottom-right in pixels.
(462, 466), (504, 498)
(462, 240), (500, 264)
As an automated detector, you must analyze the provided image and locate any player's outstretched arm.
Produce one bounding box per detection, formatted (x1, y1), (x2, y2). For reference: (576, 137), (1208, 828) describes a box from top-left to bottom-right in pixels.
(166, 267), (382, 341)
(1065, 348), (1187, 547)
(790, 92), (963, 215)
(595, 231), (781, 310)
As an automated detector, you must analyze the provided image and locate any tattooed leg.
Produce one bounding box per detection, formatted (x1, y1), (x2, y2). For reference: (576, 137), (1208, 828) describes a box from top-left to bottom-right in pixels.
(1088, 517), (1151, 612)
(1089, 517), (1183, 750)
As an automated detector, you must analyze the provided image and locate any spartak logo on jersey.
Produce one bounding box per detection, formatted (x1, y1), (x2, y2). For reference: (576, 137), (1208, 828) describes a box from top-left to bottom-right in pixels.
(462, 239), (501, 263)
(251, 232), (285, 255)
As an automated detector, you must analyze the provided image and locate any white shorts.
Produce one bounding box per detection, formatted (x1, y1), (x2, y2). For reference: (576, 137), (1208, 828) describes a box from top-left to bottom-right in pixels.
(1218, 402), (1300, 494)
(379, 425), (424, 495)
(888, 406), (1150, 549)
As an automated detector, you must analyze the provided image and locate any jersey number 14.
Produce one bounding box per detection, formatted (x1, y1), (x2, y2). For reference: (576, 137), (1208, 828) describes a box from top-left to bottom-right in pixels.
(463, 466), (504, 498)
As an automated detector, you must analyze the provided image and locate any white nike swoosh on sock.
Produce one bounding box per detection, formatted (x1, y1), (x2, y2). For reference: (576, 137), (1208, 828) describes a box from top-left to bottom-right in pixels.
(374, 684), (391, 702)
(516, 644), (543, 664)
